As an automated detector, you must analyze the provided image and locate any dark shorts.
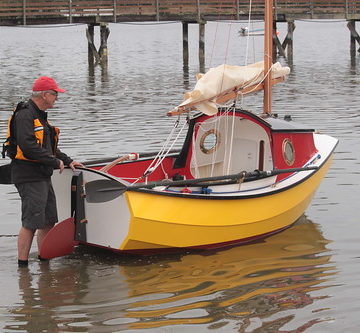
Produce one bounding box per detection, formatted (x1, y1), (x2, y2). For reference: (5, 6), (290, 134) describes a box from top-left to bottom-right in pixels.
(15, 180), (58, 230)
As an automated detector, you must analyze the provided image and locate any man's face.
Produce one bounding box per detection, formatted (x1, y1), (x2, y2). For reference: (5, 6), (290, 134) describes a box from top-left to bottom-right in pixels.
(42, 90), (58, 109)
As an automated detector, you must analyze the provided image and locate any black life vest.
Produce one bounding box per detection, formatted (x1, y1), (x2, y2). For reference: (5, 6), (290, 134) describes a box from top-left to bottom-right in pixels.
(2, 101), (59, 161)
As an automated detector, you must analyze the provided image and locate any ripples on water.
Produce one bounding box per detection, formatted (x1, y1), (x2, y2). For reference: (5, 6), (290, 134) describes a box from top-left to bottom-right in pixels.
(0, 21), (359, 332)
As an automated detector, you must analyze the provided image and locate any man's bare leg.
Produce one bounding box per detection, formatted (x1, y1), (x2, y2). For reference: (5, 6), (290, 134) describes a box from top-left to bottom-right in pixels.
(18, 227), (35, 262)
(37, 225), (53, 255)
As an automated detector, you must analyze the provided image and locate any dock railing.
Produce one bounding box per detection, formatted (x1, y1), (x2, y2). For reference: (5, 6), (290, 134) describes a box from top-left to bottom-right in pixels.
(1, 0), (360, 25)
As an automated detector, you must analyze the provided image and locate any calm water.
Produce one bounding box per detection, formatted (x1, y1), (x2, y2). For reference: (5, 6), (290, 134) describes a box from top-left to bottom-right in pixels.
(0, 20), (359, 332)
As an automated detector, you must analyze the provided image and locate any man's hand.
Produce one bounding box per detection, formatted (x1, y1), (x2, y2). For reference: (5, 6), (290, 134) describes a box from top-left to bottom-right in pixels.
(69, 160), (85, 171)
(58, 160), (65, 174)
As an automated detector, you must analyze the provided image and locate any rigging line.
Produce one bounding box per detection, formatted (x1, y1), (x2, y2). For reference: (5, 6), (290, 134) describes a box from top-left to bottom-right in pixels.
(208, 0), (227, 69)
(120, 177), (140, 180)
(252, 34), (256, 64)
(190, 113), (229, 178)
(210, 112), (221, 177)
(222, 108), (230, 176)
(131, 120), (179, 184)
(244, 0), (253, 65)
(211, 107), (233, 176)
(226, 106), (237, 175)
(215, 108), (233, 177)
(150, 118), (180, 159)
(160, 161), (169, 180)
(194, 109), (232, 178)
(208, 22), (220, 68)
(223, 22), (233, 65)
(150, 121), (187, 172)
(191, 124), (200, 179)
(238, 62), (273, 97)
(218, 23), (234, 96)
(132, 119), (187, 184)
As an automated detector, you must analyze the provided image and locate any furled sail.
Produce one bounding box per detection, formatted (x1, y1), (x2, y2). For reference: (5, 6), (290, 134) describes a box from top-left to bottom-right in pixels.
(177, 61), (290, 115)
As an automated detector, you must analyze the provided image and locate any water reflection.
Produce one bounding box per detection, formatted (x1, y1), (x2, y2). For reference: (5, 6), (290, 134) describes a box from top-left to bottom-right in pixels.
(350, 55), (360, 74)
(4, 216), (336, 332)
(121, 216), (335, 331)
(183, 65), (191, 91)
(8, 262), (90, 333)
(87, 67), (110, 96)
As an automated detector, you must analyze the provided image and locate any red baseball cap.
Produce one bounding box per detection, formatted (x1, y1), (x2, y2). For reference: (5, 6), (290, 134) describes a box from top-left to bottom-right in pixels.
(32, 76), (66, 93)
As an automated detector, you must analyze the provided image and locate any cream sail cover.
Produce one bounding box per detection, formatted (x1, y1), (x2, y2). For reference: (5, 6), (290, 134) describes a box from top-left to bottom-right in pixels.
(178, 61), (290, 115)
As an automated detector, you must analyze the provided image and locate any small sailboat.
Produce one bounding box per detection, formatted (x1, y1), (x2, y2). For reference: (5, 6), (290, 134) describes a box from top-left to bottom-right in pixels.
(239, 26), (279, 37)
(41, 0), (338, 258)
(239, 26), (264, 36)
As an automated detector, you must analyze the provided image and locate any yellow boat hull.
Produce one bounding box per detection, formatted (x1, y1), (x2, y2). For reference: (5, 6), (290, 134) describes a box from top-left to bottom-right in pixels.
(120, 156), (332, 251)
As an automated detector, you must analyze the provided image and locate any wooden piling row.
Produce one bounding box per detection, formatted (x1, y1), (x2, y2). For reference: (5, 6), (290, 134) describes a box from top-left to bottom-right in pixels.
(86, 19), (360, 72)
(1, 1), (359, 71)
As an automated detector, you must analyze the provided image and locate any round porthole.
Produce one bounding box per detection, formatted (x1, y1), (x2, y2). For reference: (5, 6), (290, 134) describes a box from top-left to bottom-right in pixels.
(200, 129), (221, 154)
(283, 139), (295, 166)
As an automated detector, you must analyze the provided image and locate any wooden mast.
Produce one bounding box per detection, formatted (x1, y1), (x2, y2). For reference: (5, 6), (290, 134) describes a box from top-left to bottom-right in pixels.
(263, 0), (273, 115)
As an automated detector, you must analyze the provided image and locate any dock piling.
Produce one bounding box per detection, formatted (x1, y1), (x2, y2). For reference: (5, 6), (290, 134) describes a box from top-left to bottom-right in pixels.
(273, 21), (295, 63)
(199, 22), (206, 72)
(348, 20), (360, 56)
(99, 23), (110, 67)
(182, 22), (189, 69)
(286, 21), (295, 62)
(86, 23), (110, 68)
(22, 0), (26, 25)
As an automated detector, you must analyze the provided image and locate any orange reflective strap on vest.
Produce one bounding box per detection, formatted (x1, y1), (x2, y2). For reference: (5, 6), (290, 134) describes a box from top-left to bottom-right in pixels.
(34, 118), (44, 145)
(14, 119), (59, 162)
(15, 119), (44, 161)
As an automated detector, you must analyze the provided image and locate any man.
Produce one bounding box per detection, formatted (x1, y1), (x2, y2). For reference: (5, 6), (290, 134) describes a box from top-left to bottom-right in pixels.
(9, 76), (83, 266)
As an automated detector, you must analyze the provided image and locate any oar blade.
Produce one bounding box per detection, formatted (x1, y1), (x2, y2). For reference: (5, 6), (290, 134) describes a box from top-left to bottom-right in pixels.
(39, 217), (77, 259)
(85, 179), (127, 203)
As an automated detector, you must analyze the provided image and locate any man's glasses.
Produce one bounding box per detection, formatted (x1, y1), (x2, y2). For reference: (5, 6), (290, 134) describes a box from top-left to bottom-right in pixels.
(46, 90), (58, 97)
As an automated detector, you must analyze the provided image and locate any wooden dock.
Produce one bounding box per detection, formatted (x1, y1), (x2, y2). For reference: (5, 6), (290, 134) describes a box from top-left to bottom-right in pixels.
(1, 1), (360, 26)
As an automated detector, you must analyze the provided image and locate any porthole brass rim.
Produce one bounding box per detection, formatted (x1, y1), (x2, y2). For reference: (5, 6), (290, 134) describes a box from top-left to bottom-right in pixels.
(283, 139), (295, 166)
(199, 129), (221, 154)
